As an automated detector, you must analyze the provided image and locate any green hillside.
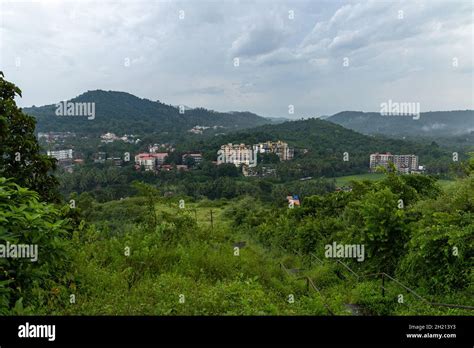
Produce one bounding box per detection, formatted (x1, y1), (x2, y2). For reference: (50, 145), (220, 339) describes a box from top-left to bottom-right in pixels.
(192, 118), (461, 178)
(24, 90), (271, 135)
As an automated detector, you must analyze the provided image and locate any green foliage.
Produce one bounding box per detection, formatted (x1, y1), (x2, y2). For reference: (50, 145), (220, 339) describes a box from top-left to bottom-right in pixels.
(344, 188), (408, 274)
(132, 181), (160, 231)
(398, 175), (474, 293)
(2, 171), (470, 315)
(351, 281), (395, 315)
(399, 174), (441, 199)
(0, 72), (59, 202)
(60, 206), (322, 315)
(0, 177), (72, 314)
(258, 152), (280, 164)
(77, 195), (148, 236)
(228, 168), (473, 306)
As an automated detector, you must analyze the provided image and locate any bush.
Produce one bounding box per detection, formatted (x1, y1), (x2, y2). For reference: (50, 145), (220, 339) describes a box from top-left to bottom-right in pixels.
(0, 178), (72, 313)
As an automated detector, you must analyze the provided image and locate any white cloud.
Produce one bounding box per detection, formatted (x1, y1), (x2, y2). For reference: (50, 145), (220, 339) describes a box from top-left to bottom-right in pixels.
(0, 0), (472, 117)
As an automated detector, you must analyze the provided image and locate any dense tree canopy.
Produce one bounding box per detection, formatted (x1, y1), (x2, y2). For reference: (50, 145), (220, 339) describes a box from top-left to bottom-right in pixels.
(0, 72), (59, 202)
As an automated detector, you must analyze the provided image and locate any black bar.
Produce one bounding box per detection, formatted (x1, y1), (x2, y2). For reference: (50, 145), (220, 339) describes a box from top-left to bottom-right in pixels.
(0, 316), (472, 346)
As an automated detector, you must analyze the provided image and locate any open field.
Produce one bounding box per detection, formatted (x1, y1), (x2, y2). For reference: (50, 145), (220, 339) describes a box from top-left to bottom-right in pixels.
(332, 173), (385, 186)
(333, 173), (454, 189)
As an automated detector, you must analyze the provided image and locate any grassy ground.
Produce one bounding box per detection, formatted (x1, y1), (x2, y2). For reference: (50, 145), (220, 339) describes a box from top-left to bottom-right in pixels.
(54, 200), (332, 315)
(332, 173), (384, 186)
(333, 173), (454, 189)
(437, 179), (456, 188)
(49, 192), (469, 316)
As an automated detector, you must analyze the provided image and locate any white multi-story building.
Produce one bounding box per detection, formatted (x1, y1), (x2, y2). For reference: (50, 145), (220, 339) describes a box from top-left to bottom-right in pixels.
(370, 153), (394, 171)
(47, 149), (73, 161)
(217, 143), (257, 167)
(370, 153), (419, 173)
(134, 153), (168, 171)
(393, 154), (419, 174)
(254, 141), (294, 161)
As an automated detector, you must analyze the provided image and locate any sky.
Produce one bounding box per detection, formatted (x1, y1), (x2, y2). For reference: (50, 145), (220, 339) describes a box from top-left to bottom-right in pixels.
(0, 0), (473, 118)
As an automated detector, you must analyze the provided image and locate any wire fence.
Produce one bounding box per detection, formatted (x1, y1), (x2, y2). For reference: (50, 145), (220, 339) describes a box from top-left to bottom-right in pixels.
(304, 251), (474, 311)
(279, 261), (335, 315)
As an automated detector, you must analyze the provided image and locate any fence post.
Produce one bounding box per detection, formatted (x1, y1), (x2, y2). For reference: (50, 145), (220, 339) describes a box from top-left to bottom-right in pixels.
(381, 274), (385, 297)
(210, 209), (214, 230)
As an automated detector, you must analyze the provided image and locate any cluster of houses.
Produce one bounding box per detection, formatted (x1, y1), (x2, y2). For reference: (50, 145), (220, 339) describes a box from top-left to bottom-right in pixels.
(369, 153), (424, 174)
(132, 140), (293, 175)
(38, 132), (76, 144)
(45, 137), (425, 178)
(148, 143), (175, 153)
(134, 152), (203, 172)
(100, 132), (140, 144)
(188, 125), (224, 135)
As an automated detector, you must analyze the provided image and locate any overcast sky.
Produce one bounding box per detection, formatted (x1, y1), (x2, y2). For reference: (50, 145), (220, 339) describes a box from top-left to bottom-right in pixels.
(0, 0), (472, 118)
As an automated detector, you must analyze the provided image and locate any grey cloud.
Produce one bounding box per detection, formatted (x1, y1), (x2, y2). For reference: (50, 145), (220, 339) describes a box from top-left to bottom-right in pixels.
(0, 0), (472, 118)
(231, 22), (288, 58)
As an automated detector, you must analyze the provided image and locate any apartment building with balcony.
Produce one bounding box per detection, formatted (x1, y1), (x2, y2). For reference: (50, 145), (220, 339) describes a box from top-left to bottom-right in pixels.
(217, 143), (257, 167)
(254, 140), (294, 161)
(370, 153), (420, 173)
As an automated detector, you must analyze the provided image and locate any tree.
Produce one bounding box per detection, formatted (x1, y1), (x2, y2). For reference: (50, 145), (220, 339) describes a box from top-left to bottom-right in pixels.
(398, 172), (474, 293)
(258, 152), (280, 164)
(132, 181), (160, 230)
(164, 151), (181, 165)
(0, 178), (71, 313)
(344, 188), (409, 274)
(216, 163), (240, 177)
(183, 156), (196, 167)
(0, 72), (59, 202)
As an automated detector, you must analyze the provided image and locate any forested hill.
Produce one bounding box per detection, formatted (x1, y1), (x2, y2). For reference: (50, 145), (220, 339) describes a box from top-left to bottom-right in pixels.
(191, 118), (457, 177)
(327, 110), (474, 137)
(23, 90), (271, 135)
(194, 117), (441, 154)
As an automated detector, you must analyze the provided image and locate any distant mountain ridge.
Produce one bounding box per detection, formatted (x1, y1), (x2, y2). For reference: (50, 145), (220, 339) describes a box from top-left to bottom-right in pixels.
(24, 90), (271, 135)
(326, 110), (474, 137)
(24, 90), (472, 139)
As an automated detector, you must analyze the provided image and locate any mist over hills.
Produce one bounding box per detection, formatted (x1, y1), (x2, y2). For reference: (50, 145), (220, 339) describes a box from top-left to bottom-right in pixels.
(327, 110), (474, 138)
